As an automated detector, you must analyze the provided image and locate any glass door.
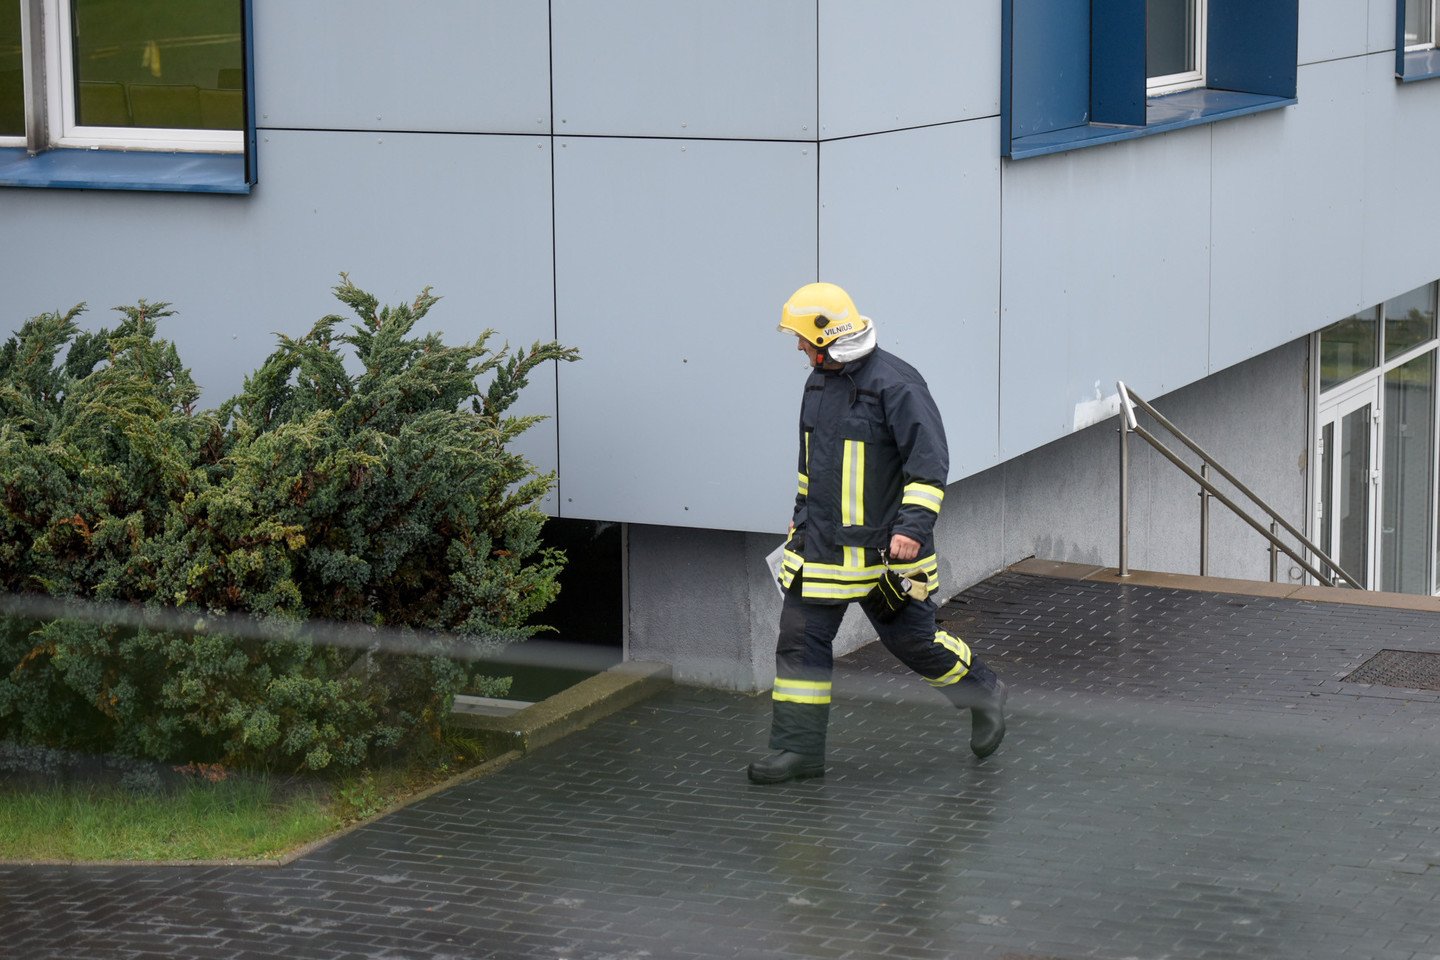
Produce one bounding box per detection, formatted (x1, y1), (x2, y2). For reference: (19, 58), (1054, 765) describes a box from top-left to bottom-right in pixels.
(1316, 384), (1380, 588)
(1381, 352), (1435, 593)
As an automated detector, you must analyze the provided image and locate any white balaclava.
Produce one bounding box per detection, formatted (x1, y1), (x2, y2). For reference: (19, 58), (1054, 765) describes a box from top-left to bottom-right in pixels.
(827, 317), (877, 363)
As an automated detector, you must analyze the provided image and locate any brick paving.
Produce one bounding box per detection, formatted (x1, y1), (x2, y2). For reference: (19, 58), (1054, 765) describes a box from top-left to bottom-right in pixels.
(4, 571), (1440, 960)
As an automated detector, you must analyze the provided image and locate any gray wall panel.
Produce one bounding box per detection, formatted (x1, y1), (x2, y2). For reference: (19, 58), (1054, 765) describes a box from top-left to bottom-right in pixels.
(998, 131), (1212, 462)
(1210, 59), (1367, 373)
(1362, 54), (1440, 307)
(253, 0), (551, 134)
(1369, 0), (1396, 52)
(818, 0), (999, 139)
(818, 120), (1002, 479)
(552, 0), (816, 139)
(253, 131), (561, 508)
(1299, 0), (1372, 64)
(3, 130), (561, 511)
(553, 137), (817, 531)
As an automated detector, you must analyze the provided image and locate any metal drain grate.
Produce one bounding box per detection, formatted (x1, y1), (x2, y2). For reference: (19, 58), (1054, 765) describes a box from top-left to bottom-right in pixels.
(1343, 649), (1440, 690)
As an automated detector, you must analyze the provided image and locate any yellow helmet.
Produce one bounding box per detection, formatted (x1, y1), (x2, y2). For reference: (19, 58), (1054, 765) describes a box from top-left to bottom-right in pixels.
(779, 282), (870, 348)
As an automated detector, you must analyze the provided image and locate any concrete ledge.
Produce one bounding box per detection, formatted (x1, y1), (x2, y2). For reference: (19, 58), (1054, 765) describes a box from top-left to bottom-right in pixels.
(1007, 558), (1107, 581)
(1008, 558), (1440, 612)
(451, 660), (673, 754)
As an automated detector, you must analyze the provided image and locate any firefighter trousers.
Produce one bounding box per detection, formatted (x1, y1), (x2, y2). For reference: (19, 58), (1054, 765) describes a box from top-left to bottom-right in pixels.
(768, 578), (989, 756)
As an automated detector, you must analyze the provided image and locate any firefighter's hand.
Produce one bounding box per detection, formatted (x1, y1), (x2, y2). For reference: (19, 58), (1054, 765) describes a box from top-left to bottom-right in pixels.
(889, 534), (920, 562)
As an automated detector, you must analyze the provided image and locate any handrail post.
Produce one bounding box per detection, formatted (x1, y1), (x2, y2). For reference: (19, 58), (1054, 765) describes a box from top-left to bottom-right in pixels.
(1199, 464), (1210, 577)
(1118, 423), (1130, 578)
(1269, 521), (1279, 582)
(1116, 381), (1138, 579)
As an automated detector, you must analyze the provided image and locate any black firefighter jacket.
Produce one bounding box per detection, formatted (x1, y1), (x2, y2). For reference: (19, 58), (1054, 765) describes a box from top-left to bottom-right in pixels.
(779, 347), (948, 604)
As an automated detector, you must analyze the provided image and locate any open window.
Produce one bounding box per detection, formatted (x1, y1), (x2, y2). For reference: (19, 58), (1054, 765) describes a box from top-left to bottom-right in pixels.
(0, 0), (256, 193)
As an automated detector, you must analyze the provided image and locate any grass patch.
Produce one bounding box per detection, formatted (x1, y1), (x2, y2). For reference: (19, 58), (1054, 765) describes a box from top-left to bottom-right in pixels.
(0, 778), (336, 862)
(0, 733), (496, 863)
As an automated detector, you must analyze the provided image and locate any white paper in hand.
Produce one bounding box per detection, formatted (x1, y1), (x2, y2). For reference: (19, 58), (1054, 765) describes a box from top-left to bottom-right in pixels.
(764, 543), (786, 597)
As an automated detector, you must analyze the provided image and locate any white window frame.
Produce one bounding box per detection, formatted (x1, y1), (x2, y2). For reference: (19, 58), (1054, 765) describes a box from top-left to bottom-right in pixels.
(1309, 281), (1440, 596)
(0, 0), (35, 148)
(31, 0), (242, 153)
(1146, 0), (1208, 96)
(1404, 0), (1439, 51)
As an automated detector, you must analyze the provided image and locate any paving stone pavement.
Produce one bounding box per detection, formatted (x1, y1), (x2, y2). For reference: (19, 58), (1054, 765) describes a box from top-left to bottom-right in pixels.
(4, 571), (1440, 960)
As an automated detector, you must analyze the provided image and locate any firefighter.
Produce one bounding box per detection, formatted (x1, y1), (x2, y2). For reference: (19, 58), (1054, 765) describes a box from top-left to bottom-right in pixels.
(748, 282), (1007, 785)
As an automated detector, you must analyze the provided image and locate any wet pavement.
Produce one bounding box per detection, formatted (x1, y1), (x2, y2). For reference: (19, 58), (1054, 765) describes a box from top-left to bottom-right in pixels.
(4, 570), (1440, 960)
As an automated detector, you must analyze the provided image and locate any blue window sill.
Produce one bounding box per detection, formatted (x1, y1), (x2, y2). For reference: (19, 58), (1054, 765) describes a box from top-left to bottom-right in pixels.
(1399, 48), (1440, 83)
(0, 147), (250, 194)
(1007, 88), (1295, 160)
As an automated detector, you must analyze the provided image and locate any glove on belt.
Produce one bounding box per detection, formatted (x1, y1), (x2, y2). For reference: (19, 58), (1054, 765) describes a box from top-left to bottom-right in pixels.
(868, 567), (928, 622)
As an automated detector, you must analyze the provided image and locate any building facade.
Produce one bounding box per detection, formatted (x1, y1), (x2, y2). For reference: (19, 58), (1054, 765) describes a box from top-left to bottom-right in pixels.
(4, 1), (1440, 690)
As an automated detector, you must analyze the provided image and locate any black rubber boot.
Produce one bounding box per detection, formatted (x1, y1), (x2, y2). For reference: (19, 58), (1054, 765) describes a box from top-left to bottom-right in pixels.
(747, 750), (825, 784)
(942, 660), (1008, 759)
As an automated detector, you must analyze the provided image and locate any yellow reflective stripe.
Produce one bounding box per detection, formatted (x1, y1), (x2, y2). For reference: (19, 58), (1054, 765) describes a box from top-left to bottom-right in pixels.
(854, 442), (865, 525)
(935, 630), (972, 665)
(800, 581), (872, 600)
(782, 549), (804, 571)
(802, 562), (885, 581)
(841, 439), (854, 551)
(902, 482), (944, 513)
(773, 678), (832, 704)
(925, 631), (973, 686)
(925, 660), (970, 687)
(804, 554), (938, 581)
(797, 471), (809, 496)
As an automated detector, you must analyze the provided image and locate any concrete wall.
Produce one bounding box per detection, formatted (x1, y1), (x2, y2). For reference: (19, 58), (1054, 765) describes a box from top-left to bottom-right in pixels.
(635, 337), (1310, 691)
(938, 337), (1312, 591)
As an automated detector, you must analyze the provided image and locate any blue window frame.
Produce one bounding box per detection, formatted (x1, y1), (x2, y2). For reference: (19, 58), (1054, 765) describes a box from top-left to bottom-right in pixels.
(1001, 0), (1298, 160)
(1397, 0), (1440, 83)
(0, 0), (256, 193)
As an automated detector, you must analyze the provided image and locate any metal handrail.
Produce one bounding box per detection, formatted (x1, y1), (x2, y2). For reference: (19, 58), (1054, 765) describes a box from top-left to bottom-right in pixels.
(1116, 380), (1364, 590)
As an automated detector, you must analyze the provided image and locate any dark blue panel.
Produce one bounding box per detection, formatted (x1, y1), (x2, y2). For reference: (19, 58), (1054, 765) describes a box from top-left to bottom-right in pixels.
(1091, 0), (1145, 126)
(1397, 0), (1407, 77)
(0, 147), (250, 193)
(1400, 48), (1440, 82)
(1207, 0), (1298, 99)
(1008, 0), (1091, 141)
(1001, 0), (1014, 153)
(243, 0), (257, 184)
(1009, 88), (1292, 159)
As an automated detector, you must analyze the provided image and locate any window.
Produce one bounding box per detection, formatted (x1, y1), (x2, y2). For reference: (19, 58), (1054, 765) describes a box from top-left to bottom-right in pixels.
(1146, 0), (1205, 94)
(1001, 0), (1297, 160)
(0, 0), (255, 193)
(1397, 0), (1440, 81)
(59, 0), (244, 150)
(1, 0), (22, 140)
(1313, 281), (1440, 595)
(1319, 307), (1379, 392)
(1405, 0), (1437, 50)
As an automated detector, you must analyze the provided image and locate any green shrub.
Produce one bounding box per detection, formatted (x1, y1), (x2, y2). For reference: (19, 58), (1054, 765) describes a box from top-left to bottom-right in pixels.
(0, 277), (577, 771)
